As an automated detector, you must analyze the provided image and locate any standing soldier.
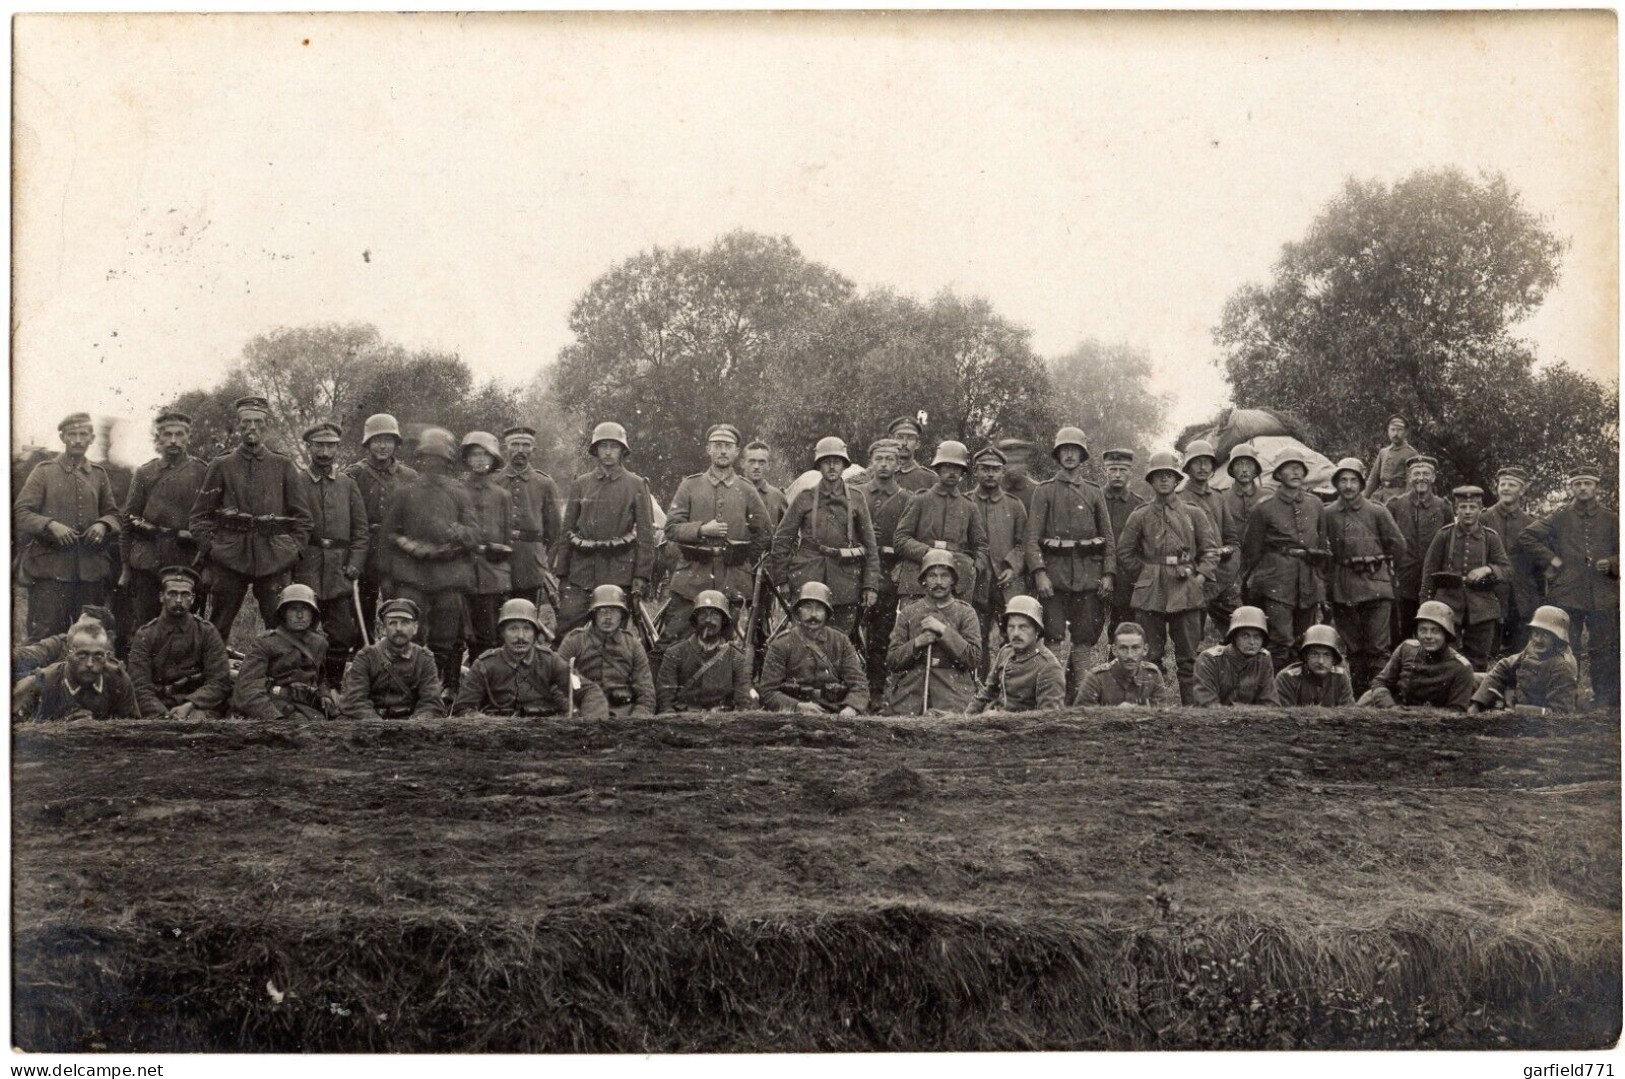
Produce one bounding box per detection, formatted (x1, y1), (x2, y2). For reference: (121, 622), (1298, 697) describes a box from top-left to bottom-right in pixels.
(894, 440), (987, 607)
(1519, 469), (1619, 707)
(885, 549), (983, 714)
(1117, 451), (1220, 705)
(340, 598), (445, 720)
(462, 432), (515, 663)
(1420, 486), (1512, 670)
(1485, 466), (1539, 654)
(1364, 416), (1420, 505)
(1389, 455), (1452, 644)
(1099, 449), (1146, 640)
(1240, 450), (1329, 669)
(119, 410), (209, 631)
(656, 590), (753, 713)
(855, 438), (913, 699)
(886, 415), (938, 493)
(771, 437), (880, 635)
(497, 425), (563, 639)
(1222, 443), (1265, 540)
(344, 414), (418, 627)
(759, 581), (869, 715)
(1177, 440), (1241, 634)
(1323, 457), (1407, 696)
(556, 422), (656, 636)
(1025, 428), (1115, 696)
(295, 422), (369, 687)
(968, 444), (1027, 669)
(126, 565), (232, 719)
(996, 438), (1040, 512)
(741, 440), (788, 529)
(232, 583), (333, 721)
(556, 585), (657, 717)
(14, 412), (122, 640)
(381, 428), (478, 695)
(189, 396), (314, 640)
(664, 424), (771, 643)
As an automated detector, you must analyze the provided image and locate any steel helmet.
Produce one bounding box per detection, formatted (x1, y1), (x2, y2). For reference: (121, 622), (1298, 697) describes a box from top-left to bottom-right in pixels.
(415, 426), (459, 463)
(813, 436), (851, 466)
(460, 430), (505, 469)
(1415, 600), (1458, 640)
(1051, 426), (1090, 462)
(589, 584), (630, 614)
(1227, 443), (1262, 477)
(1002, 594), (1044, 632)
(932, 440), (971, 470)
(1272, 448), (1312, 479)
(1143, 451), (1183, 484)
(917, 548), (961, 584)
(589, 421), (630, 455)
(793, 581), (835, 614)
(275, 583), (320, 616)
(1331, 457), (1368, 485)
(689, 589), (734, 629)
(361, 413), (402, 445)
(1298, 623), (1344, 663)
(1181, 440), (1218, 473)
(1225, 606), (1269, 642)
(1527, 605), (1571, 645)
(497, 598), (543, 632)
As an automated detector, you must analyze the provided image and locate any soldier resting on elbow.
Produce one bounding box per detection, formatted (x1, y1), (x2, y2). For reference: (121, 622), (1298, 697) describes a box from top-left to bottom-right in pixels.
(1075, 620), (1178, 707)
(31, 623), (139, 721)
(1469, 606), (1580, 715)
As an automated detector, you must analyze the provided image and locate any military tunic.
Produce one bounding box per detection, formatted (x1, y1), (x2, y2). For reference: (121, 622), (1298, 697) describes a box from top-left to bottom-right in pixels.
(771, 480), (881, 609)
(1471, 648), (1579, 713)
(1273, 663), (1355, 707)
(1485, 501), (1538, 650)
(233, 627), (330, 721)
(295, 467), (370, 601)
(1519, 501), (1620, 706)
(893, 461), (938, 494)
(759, 624), (870, 712)
(464, 474), (514, 596)
(127, 612), (232, 717)
(556, 625), (657, 717)
(970, 643), (1065, 713)
(885, 596), (982, 714)
(1026, 472), (1116, 592)
(856, 480), (914, 694)
(344, 456), (418, 593)
(497, 464), (563, 594)
(189, 445), (314, 578)
(970, 486), (1027, 610)
(656, 636), (752, 713)
(1420, 523), (1512, 627)
(453, 645), (610, 719)
(1074, 659), (1178, 706)
(1223, 481), (1264, 537)
(121, 455), (209, 580)
(1178, 481), (1241, 601)
(1364, 441), (1420, 503)
(1361, 640), (1476, 711)
(1390, 491), (1453, 601)
(14, 455), (122, 639)
(895, 484), (987, 599)
(665, 468), (771, 602)
(1117, 498), (1220, 614)
(14, 632), (72, 681)
(1324, 497), (1406, 605)
(340, 640), (445, 719)
(557, 464), (657, 590)
(1241, 489), (1327, 608)
(751, 479), (789, 531)
(1193, 644), (1278, 706)
(1102, 486), (1147, 628)
(33, 662), (139, 722)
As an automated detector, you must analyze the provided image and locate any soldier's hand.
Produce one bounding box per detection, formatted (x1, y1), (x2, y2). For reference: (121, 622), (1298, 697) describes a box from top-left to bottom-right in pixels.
(45, 521), (78, 547)
(1465, 566), (1493, 584)
(996, 567), (1014, 588)
(1034, 570), (1054, 599)
(795, 701), (825, 716)
(170, 702), (197, 721)
(699, 519), (729, 539)
(1096, 574), (1114, 598)
(920, 615), (947, 636)
(64, 708), (94, 723)
(1548, 556), (1564, 571)
(178, 529), (193, 542)
(839, 705), (858, 717)
(83, 522), (110, 546)
(342, 564), (361, 581)
(861, 588), (878, 609)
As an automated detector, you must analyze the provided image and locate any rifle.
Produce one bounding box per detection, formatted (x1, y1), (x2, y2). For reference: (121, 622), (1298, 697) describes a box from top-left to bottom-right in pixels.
(742, 557), (770, 678)
(566, 657), (576, 719)
(630, 593), (663, 656)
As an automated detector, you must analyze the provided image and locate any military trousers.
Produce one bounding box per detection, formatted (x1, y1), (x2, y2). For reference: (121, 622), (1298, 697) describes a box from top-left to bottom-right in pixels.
(1260, 599), (1318, 671)
(465, 593), (506, 663)
(26, 579), (109, 642)
(1393, 596), (1421, 647)
(1041, 589), (1105, 699)
(1559, 606), (1619, 706)
(393, 584), (465, 693)
(1457, 619), (1500, 672)
(317, 594), (362, 687)
(1331, 600), (1391, 697)
(1135, 607), (1202, 706)
(206, 566), (291, 641)
(864, 587), (899, 699)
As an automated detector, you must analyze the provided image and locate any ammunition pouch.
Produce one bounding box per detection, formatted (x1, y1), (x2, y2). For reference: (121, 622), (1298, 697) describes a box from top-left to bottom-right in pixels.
(379, 705), (413, 719)
(1345, 555), (1389, 576)
(270, 681), (321, 708)
(308, 537), (344, 550)
(1467, 573), (1499, 592)
(814, 543), (867, 562)
(164, 670), (206, 696)
(217, 511), (295, 537)
(677, 541), (752, 567)
(568, 531), (637, 552)
(1430, 571), (1465, 591)
(477, 543), (514, 563)
(877, 545), (898, 569)
(780, 679), (846, 705)
(1040, 536), (1106, 553)
(516, 703), (555, 718)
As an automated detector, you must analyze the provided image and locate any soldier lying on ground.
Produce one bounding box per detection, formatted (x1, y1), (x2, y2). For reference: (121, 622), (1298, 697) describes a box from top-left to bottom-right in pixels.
(127, 565), (231, 719)
(340, 598), (445, 720)
(970, 596), (1065, 713)
(1273, 624), (1355, 707)
(232, 584), (334, 721)
(453, 599), (609, 719)
(30, 624), (138, 722)
(1193, 606), (1278, 707)
(13, 604), (117, 681)
(1357, 600), (1476, 711)
(655, 589), (752, 713)
(1469, 605), (1580, 715)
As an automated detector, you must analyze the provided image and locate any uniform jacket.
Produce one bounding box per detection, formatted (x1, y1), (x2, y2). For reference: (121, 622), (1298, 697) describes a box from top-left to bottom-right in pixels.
(970, 643), (1065, 713)
(1103, 486), (1147, 611)
(127, 612), (232, 716)
(656, 636), (752, 713)
(1323, 496), (1406, 605)
(969, 486), (1027, 608)
(233, 627), (330, 721)
(557, 465), (657, 590)
(1365, 441), (1419, 500)
(752, 479), (789, 531)
(34, 662), (139, 721)
(1520, 502), (1619, 611)
(759, 623), (870, 712)
(1366, 640), (1475, 710)
(1484, 502), (1539, 615)
(453, 645), (609, 719)
(1223, 482), (1264, 537)
(465, 474), (514, 595)
(556, 625), (657, 717)
(14, 455), (122, 583)
(1241, 488), (1327, 607)
(1390, 490), (1453, 600)
(294, 467), (369, 601)
(1075, 659), (1177, 706)
(1117, 497), (1221, 614)
(1026, 472), (1116, 593)
(1193, 644), (1278, 706)
(1178, 482), (1241, 596)
(497, 465), (563, 592)
(1421, 522), (1512, 626)
(1273, 663), (1355, 707)
(895, 484), (988, 599)
(340, 641), (445, 719)
(14, 633), (72, 681)
(1002, 473), (1039, 513)
(893, 461), (938, 493)
(665, 468), (771, 601)
(857, 481), (913, 589)
(1472, 648), (1579, 713)
(121, 455), (208, 572)
(344, 457), (418, 584)
(771, 479), (881, 606)
(381, 471), (478, 593)
(189, 445), (314, 578)
(885, 597), (982, 714)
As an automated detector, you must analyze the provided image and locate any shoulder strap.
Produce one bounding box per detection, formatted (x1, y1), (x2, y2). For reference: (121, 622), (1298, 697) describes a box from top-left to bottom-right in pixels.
(680, 642), (734, 700)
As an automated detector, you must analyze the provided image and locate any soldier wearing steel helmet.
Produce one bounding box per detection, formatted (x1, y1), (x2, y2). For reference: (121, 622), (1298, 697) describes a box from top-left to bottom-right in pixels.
(969, 596), (1065, 713)
(1420, 485), (1512, 670)
(759, 582), (869, 714)
(232, 584), (333, 721)
(1519, 468), (1619, 707)
(656, 589), (753, 713)
(495, 424), (563, 636)
(119, 409), (209, 631)
(126, 565), (231, 719)
(1323, 457), (1407, 696)
(894, 439), (987, 604)
(344, 413), (418, 624)
(555, 585), (657, 717)
(460, 431), (517, 664)
(1222, 443), (1266, 536)
(339, 597), (445, 720)
(556, 421), (657, 636)
(664, 423), (772, 645)
(967, 444), (1027, 670)
(770, 437), (880, 634)
(1239, 447), (1329, 669)
(1192, 606), (1279, 706)
(885, 415), (938, 493)
(1357, 600), (1476, 711)
(1176, 440), (1243, 635)
(294, 422), (370, 686)
(1074, 620), (1178, 707)
(885, 549), (982, 714)
(1272, 624), (1355, 707)
(1470, 606), (1580, 715)
(453, 598), (609, 719)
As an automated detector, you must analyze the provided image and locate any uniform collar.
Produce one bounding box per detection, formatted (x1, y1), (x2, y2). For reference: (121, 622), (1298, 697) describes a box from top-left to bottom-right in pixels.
(974, 485), (1004, 503)
(384, 641), (416, 661)
(307, 464), (335, 482)
(928, 482), (960, 498)
(1185, 479), (1210, 495)
(705, 468), (736, 488)
(896, 461), (919, 474)
(367, 456), (400, 474)
(158, 453), (189, 471)
(1055, 468), (1086, 487)
(1276, 486), (1304, 504)
(817, 477), (846, 497)
(594, 463), (624, 482)
(1574, 500), (1600, 517)
(1337, 494), (1366, 511)
(236, 443), (268, 461)
(1232, 479), (1258, 496)
(65, 673), (105, 696)
(55, 454), (90, 475)
(1406, 489), (1436, 504)
(503, 647), (536, 669)
(1104, 485), (1133, 500)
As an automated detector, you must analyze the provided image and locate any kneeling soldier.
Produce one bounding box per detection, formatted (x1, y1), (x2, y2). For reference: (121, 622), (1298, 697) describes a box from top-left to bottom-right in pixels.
(1193, 605), (1278, 706)
(1273, 623), (1354, 707)
(1075, 620), (1178, 706)
(233, 584), (333, 721)
(1469, 606), (1579, 715)
(886, 549), (983, 714)
(127, 565), (231, 718)
(656, 589), (752, 713)
(341, 598), (445, 720)
(32, 623), (138, 721)
(760, 581), (869, 715)
(971, 596), (1065, 713)
(1358, 600), (1476, 711)
(454, 599), (609, 718)
(556, 585), (657, 717)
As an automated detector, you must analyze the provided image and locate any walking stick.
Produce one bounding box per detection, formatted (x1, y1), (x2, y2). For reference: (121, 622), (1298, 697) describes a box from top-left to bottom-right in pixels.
(351, 579), (371, 648)
(921, 641), (933, 715)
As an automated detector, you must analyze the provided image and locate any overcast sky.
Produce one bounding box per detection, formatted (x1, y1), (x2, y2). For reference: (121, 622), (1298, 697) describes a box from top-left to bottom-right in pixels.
(13, 11), (1618, 463)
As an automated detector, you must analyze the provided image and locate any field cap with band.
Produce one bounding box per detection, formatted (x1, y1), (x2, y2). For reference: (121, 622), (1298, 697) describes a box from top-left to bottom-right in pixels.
(1450, 485), (1485, 503)
(303, 422), (343, 443)
(158, 565), (202, 591)
(868, 437), (901, 459)
(971, 444), (1006, 466)
(887, 415), (922, 437)
(378, 598), (421, 621)
(58, 412), (94, 432)
(502, 425), (538, 442)
(1569, 468), (1602, 484)
(1388, 416), (1408, 428)
(1405, 455), (1439, 474)
(705, 424), (741, 446)
(1496, 466), (1530, 485)
(1102, 448), (1135, 464)
(154, 410), (193, 429)
(234, 396), (271, 419)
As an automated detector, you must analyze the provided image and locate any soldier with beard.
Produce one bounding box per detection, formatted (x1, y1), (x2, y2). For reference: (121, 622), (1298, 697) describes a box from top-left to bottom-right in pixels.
(120, 410), (209, 630)
(340, 598), (446, 720)
(771, 438), (880, 635)
(656, 589), (753, 713)
(885, 549), (982, 714)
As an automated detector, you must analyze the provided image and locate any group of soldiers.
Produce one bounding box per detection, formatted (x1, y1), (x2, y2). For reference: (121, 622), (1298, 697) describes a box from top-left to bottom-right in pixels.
(11, 403), (1618, 721)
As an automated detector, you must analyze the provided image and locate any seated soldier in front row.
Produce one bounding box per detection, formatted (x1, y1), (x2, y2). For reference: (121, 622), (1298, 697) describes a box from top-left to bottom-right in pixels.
(32, 623), (139, 721)
(1357, 600), (1476, 711)
(760, 582), (869, 715)
(453, 598), (609, 719)
(127, 566), (232, 719)
(13, 606), (119, 721)
(1273, 624), (1355, 707)
(555, 585), (656, 717)
(971, 596), (1065, 713)
(341, 598), (445, 719)
(885, 549), (983, 715)
(656, 590), (752, 713)
(1193, 606), (1278, 707)
(1470, 605), (1580, 715)
(232, 584), (335, 721)
(1075, 620), (1178, 706)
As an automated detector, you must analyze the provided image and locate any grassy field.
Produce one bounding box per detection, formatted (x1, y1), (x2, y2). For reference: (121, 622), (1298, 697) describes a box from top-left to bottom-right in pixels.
(12, 706), (1620, 1052)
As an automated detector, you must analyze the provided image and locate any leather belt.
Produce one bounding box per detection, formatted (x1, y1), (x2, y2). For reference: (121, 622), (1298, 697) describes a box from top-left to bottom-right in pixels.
(1040, 537), (1106, 551)
(512, 528), (548, 543)
(676, 542), (751, 566)
(568, 531), (636, 552)
(309, 537), (344, 550)
(815, 543), (867, 562)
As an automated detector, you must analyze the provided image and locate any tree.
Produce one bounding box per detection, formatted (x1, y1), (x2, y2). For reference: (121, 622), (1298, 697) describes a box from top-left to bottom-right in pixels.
(1047, 339), (1173, 479)
(1213, 168), (1605, 493)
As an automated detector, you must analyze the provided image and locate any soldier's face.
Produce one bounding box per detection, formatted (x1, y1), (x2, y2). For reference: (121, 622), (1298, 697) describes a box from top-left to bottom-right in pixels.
(1004, 615), (1039, 650)
(1389, 422), (1407, 444)
(66, 636), (109, 684)
(594, 442), (625, 469)
(1455, 500), (1482, 528)
(383, 614), (417, 648)
(156, 423), (191, 457)
(1056, 446), (1083, 471)
(465, 448), (493, 475)
(868, 450), (897, 480)
(936, 463), (965, 491)
(502, 621), (537, 651)
(60, 424), (95, 457)
(1304, 646), (1337, 675)
(1275, 463), (1306, 490)
(161, 583), (194, 618)
(923, 565), (955, 600)
(1232, 628), (1266, 656)
(895, 431), (920, 459)
(1571, 478), (1599, 502)
(309, 440), (340, 469)
(742, 449), (770, 482)
(1186, 458), (1214, 483)
(1112, 633), (1147, 665)
(1409, 468), (1434, 493)
(1335, 473), (1363, 500)
(505, 437), (534, 466)
(975, 460), (1004, 490)
(1415, 622), (1447, 651)
(282, 606), (315, 633)
(795, 601), (828, 630)
(694, 607), (726, 641)
(237, 415), (266, 447)
(1230, 459), (1259, 483)
(818, 458), (846, 484)
(592, 607), (624, 634)
(1150, 472), (1179, 496)
(1528, 628), (1558, 658)
(707, 439), (739, 470)
(367, 435), (399, 462)
(1496, 477), (1524, 504)
(1104, 463), (1130, 489)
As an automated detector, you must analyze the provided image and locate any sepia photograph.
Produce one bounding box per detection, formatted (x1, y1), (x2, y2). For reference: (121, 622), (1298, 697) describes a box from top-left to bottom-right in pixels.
(8, 9), (1621, 1060)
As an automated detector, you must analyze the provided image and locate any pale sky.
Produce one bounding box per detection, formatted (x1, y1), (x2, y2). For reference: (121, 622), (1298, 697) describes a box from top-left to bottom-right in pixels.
(12, 11), (1618, 462)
